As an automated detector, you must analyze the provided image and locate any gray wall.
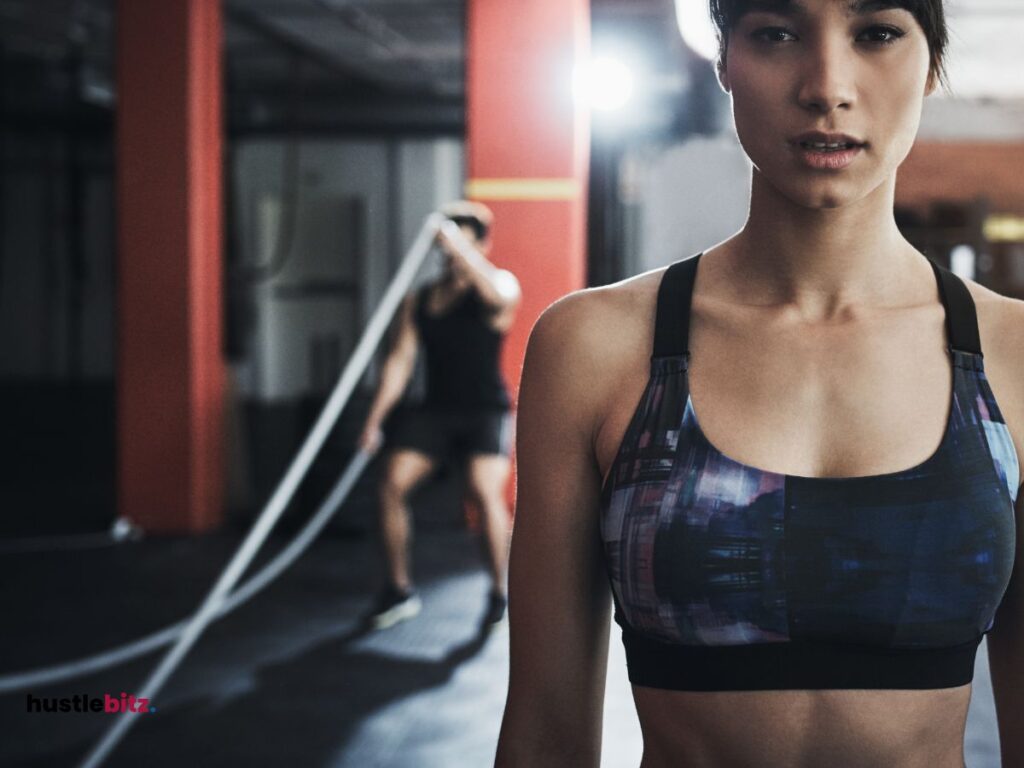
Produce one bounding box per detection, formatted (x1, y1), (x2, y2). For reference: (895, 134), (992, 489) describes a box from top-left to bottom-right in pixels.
(231, 137), (464, 402)
(631, 131), (751, 275)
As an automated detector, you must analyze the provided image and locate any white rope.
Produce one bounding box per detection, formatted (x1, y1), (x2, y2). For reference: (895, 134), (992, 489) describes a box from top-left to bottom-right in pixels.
(72, 213), (441, 768)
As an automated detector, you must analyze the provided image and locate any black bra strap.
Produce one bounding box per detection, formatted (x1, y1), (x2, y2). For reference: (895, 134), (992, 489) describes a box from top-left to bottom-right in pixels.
(653, 252), (702, 358)
(927, 258), (983, 356)
(653, 252), (982, 358)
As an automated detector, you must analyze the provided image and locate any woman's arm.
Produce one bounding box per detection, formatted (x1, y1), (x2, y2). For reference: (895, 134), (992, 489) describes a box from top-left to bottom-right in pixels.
(987, 297), (1024, 767)
(494, 291), (613, 767)
(988, 488), (1024, 767)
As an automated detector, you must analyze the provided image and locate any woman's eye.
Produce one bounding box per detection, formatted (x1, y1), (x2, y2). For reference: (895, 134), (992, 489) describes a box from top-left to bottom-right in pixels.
(857, 25), (906, 46)
(749, 24), (907, 47)
(751, 26), (796, 44)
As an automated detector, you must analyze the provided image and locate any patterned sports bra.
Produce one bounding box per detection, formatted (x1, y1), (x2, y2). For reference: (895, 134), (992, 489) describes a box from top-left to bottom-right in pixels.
(599, 253), (1020, 691)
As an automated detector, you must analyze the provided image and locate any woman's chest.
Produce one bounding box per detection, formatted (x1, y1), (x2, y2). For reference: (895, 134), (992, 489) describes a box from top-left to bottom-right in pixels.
(683, 320), (955, 480)
(598, 323), (954, 486)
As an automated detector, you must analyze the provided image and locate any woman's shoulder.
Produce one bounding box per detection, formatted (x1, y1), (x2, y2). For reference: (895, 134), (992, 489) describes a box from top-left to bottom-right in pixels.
(533, 266), (668, 363)
(964, 278), (1024, 481)
(524, 267), (669, 429)
(960, 277), (1024, 363)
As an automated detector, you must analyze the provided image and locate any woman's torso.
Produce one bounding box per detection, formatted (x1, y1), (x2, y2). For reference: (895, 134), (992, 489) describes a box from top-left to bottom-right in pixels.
(591, 246), (1023, 767)
(633, 686), (970, 768)
(414, 281), (510, 411)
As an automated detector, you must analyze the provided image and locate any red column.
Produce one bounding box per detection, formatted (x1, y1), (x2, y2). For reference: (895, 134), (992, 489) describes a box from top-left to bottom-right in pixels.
(116, 0), (225, 533)
(466, 0), (591, 519)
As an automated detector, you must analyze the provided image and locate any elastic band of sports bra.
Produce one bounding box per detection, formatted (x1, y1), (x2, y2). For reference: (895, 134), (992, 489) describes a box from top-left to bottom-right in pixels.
(619, 623), (983, 691)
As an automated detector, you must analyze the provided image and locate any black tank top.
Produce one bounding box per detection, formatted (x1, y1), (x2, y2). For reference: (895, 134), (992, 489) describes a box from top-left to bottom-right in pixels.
(414, 283), (511, 411)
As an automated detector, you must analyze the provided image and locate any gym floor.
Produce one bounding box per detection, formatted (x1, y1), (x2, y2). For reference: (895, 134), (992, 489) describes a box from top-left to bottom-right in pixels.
(0, 525), (1003, 767)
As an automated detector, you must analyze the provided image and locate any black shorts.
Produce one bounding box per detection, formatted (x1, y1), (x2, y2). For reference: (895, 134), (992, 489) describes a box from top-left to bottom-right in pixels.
(387, 407), (514, 459)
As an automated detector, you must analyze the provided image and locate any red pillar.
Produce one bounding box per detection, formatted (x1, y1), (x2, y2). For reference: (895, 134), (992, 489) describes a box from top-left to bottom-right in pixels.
(466, 0), (591, 520)
(116, 0), (225, 533)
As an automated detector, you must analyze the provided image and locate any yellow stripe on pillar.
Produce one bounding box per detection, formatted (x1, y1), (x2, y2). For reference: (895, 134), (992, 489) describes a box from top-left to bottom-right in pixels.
(464, 178), (581, 201)
(467, 0), (589, 521)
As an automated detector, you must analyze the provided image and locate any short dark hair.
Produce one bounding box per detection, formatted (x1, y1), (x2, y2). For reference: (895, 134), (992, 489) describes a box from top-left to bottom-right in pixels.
(439, 200), (493, 242)
(448, 214), (490, 242)
(708, 0), (949, 93)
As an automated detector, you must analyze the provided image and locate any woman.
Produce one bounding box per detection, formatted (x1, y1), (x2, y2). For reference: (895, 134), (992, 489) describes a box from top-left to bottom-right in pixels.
(496, 1), (1024, 766)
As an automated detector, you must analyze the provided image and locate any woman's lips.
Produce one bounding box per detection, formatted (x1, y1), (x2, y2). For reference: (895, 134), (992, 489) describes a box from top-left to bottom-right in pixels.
(792, 141), (865, 171)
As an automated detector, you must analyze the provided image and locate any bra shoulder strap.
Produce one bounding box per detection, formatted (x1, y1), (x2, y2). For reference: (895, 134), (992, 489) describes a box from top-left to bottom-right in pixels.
(928, 258), (982, 356)
(653, 252), (702, 358)
(652, 254), (980, 358)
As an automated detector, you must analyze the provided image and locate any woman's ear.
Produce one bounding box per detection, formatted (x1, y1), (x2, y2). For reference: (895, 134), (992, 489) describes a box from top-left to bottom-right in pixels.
(716, 58), (731, 94)
(924, 69), (938, 97)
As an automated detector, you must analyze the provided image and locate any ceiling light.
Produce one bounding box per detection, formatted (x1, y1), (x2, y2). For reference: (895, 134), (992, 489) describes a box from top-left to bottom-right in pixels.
(575, 55), (635, 112)
(675, 0), (719, 60)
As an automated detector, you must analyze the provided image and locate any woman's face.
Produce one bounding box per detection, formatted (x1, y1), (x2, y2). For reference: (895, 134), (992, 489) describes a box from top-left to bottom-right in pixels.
(720, 0), (936, 210)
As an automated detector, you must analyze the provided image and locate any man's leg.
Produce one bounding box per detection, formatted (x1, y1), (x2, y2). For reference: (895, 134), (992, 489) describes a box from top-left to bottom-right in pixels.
(378, 448), (436, 591)
(465, 453), (513, 597)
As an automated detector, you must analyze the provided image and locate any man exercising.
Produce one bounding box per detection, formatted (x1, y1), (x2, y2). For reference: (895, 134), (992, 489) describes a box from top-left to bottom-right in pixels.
(357, 201), (521, 631)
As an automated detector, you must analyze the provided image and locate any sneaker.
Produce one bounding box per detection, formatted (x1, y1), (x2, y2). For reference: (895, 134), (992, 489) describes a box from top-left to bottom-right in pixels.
(482, 590), (507, 629)
(368, 583), (422, 630)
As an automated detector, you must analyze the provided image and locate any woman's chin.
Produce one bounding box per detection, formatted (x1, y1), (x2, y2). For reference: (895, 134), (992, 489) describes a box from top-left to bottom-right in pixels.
(800, 191), (848, 210)
(772, 176), (865, 211)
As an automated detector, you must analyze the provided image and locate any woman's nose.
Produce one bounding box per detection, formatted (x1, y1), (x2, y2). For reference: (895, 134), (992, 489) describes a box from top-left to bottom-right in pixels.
(796, 38), (857, 113)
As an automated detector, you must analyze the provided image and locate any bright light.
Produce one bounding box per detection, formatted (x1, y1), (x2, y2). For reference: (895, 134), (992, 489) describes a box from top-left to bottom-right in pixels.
(575, 56), (635, 112)
(675, 0), (719, 61)
(949, 244), (977, 280)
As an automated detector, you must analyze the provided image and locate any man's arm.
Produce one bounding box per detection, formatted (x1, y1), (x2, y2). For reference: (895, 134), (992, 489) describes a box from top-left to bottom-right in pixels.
(437, 221), (521, 313)
(363, 292), (419, 431)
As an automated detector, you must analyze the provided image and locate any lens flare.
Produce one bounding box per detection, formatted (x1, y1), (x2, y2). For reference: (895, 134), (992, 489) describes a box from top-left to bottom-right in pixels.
(574, 56), (635, 112)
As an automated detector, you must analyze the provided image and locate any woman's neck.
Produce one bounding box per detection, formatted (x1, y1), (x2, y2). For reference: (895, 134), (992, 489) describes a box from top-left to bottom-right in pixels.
(725, 170), (923, 313)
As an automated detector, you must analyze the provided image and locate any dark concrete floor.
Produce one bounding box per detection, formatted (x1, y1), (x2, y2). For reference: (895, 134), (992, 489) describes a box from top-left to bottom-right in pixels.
(0, 521), (512, 768)
(0, 521), (1005, 767)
